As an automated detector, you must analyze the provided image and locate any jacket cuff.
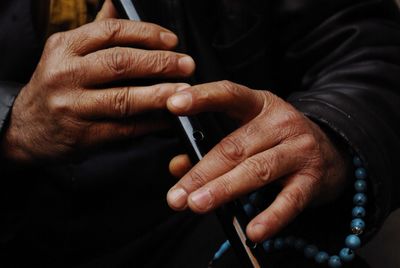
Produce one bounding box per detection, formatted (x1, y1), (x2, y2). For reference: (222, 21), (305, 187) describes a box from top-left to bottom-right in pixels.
(288, 92), (392, 241)
(0, 82), (23, 135)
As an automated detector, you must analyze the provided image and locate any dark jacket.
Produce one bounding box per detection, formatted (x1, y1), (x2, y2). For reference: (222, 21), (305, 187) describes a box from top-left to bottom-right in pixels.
(0, 0), (399, 267)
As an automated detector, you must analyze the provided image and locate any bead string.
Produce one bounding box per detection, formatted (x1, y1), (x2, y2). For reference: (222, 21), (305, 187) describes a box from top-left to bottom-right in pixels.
(210, 155), (368, 268)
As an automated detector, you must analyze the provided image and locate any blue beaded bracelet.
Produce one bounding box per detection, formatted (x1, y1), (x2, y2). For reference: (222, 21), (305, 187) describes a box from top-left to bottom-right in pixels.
(211, 155), (368, 268)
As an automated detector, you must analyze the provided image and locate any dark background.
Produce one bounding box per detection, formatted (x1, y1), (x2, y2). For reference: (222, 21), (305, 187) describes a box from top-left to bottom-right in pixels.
(359, 209), (400, 267)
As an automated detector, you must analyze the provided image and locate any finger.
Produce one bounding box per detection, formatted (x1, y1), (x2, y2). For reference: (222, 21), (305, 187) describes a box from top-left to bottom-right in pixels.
(167, 81), (267, 123)
(169, 154), (192, 178)
(246, 175), (314, 242)
(80, 48), (195, 85)
(84, 116), (170, 146)
(96, 0), (118, 20)
(184, 143), (303, 213)
(65, 19), (178, 55)
(71, 83), (190, 119)
(166, 117), (283, 210)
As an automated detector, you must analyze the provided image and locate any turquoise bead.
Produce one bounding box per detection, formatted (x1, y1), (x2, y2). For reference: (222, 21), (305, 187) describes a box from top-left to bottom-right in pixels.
(353, 156), (362, 167)
(345, 235), (361, 249)
(314, 251), (329, 264)
(262, 240), (273, 252)
(304, 245), (318, 258)
(351, 218), (365, 231)
(355, 167), (367, 180)
(354, 180), (367, 192)
(315, 251), (329, 263)
(352, 206), (366, 218)
(249, 192), (260, 205)
(243, 203), (256, 217)
(339, 248), (355, 262)
(274, 238), (285, 250)
(294, 238), (306, 250)
(285, 236), (296, 247)
(328, 256), (342, 268)
(353, 193), (367, 206)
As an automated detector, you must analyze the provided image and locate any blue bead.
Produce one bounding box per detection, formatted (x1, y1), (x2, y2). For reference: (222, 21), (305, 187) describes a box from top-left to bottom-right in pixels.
(304, 245), (318, 258)
(274, 238), (285, 250)
(285, 236), (296, 247)
(315, 251), (329, 263)
(339, 248), (355, 262)
(352, 206), (366, 218)
(354, 180), (367, 192)
(243, 203), (256, 217)
(294, 238), (306, 250)
(353, 193), (367, 206)
(355, 168), (367, 180)
(262, 240), (273, 252)
(248, 192), (260, 205)
(353, 156), (363, 167)
(351, 218), (365, 231)
(345, 235), (361, 249)
(328, 255), (342, 268)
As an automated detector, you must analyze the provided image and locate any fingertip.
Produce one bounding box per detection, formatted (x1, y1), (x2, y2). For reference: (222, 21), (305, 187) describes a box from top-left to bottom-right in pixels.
(187, 188), (214, 213)
(178, 56), (196, 76)
(246, 223), (268, 243)
(160, 32), (179, 48)
(167, 91), (193, 112)
(169, 154), (192, 178)
(167, 187), (188, 211)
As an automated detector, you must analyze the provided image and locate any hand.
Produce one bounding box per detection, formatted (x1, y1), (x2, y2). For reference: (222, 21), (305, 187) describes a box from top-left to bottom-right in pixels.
(166, 81), (349, 242)
(1, 17), (195, 164)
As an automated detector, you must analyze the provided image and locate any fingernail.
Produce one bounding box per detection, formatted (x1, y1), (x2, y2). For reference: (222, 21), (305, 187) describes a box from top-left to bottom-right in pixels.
(167, 188), (188, 209)
(178, 56), (195, 75)
(170, 92), (192, 109)
(176, 83), (191, 92)
(160, 32), (178, 47)
(251, 224), (265, 238)
(190, 188), (213, 211)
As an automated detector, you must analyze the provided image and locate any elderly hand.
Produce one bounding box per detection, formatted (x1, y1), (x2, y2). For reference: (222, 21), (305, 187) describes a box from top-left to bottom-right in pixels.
(166, 81), (349, 242)
(1, 15), (195, 163)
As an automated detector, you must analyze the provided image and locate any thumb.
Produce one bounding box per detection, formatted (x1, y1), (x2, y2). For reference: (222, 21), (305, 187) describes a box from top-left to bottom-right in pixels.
(96, 0), (118, 20)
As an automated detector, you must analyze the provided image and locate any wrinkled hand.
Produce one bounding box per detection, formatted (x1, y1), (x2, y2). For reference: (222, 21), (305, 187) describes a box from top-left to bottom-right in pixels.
(166, 81), (349, 242)
(1, 11), (195, 163)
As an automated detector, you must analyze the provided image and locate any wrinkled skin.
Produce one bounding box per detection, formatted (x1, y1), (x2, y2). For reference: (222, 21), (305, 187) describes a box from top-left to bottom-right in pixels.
(1, 1), (348, 244)
(1, 1), (194, 163)
(166, 81), (349, 242)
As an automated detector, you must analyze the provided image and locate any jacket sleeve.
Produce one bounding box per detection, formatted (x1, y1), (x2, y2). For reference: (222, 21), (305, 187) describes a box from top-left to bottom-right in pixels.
(272, 0), (400, 236)
(0, 82), (22, 138)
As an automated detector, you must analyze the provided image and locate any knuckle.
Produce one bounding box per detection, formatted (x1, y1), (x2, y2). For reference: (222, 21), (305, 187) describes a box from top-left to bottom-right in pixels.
(151, 86), (168, 106)
(244, 156), (272, 184)
(243, 123), (261, 137)
(299, 134), (318, 153)
(218, 136), (246, 164)
(45, 63), (77, 84)
(280, 188), (305, 215)
(133, 22), (154, 43)
(187, 169), (208, 189)
(218, 80), (242, 98)
(106, 49), (129, 76)
(215, 176), (235, 200)
(101, 19), (123, 40)
(148, 52), (176, 74)
(45, 32), (65, 51)
(47, 94), (72, 115)
(274, 110), (300, 130)
(267, 208), (282, 228)
(218, 80), (235, 92)
(112, 88), (133, 117)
